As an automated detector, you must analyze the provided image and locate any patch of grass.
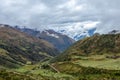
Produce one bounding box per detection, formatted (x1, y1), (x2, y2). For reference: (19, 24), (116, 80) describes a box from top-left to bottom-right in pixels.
(0, 48), (8, 55)
(38, 52), (53, 58)
(0, 69), (36, 80)
(15, 65), (36, 73)
(52, 62), (82, 74)
(14, 62), (75, 80)
(51, 61), (120, 80)
(73, 55), (120, 70)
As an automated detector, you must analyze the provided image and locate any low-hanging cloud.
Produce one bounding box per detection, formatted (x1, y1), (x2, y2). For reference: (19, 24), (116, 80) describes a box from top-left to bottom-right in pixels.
(0, 0), (120, 34)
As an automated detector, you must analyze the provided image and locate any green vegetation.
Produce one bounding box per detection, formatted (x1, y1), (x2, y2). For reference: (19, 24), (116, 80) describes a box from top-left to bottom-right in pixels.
(52, 34), (120, 62)
(0, 69), (35, 80)
(51, 62), (120, 80)
(49, 33), (120, 80)
(74, 55), (120, 70)
(1, 60), (118, 80)
(13, 62), (75, 80)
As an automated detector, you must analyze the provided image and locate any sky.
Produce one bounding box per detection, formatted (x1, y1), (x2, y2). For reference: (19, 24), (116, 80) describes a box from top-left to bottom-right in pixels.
(0, 0), (120, 34)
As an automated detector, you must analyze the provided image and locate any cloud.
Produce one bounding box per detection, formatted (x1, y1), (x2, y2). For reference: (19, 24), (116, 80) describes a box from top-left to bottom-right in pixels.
(0, 0), (120, 34)
(46, 21), (99, 39)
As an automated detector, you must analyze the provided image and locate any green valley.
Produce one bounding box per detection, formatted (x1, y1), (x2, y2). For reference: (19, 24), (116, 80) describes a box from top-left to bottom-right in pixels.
(0, 25), (120, 80)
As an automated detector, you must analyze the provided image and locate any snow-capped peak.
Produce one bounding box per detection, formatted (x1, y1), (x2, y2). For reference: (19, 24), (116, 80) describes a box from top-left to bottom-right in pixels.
(46, 21), (99, 41)
(45, 31), (59, 38)
(41, 30), (60, 39)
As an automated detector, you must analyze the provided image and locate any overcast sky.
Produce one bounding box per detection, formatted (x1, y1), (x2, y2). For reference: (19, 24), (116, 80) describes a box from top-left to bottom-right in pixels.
(0, 0), (120, 34)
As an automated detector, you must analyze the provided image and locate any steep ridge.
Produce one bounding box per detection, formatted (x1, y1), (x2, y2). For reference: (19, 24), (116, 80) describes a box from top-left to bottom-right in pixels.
(0, 25), (59, 68)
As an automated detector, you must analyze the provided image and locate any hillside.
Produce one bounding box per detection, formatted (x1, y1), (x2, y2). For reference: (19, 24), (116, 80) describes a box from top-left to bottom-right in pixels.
(68, 33), (120, 54)
(0, 25), (59, 68)
(52, 33), (120, 62)
(44, 33), (120, 80)
(15, 27), (75, 52)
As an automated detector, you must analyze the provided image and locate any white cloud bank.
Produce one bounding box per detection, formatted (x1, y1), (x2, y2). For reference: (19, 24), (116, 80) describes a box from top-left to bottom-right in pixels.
(0, 0), (120, 35)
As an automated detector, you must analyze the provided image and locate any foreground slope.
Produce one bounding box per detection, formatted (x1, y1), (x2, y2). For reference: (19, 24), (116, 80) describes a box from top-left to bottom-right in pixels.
(0, 25), (59, 68)
(46, 33), (120, 80)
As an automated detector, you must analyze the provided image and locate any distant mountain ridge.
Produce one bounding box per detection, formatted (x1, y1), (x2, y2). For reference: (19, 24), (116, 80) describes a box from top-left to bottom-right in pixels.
(57, 28), (96, 41)
(108, 30), (120, 34)
(55, 27), (120, 41)
(15, 26), (75, 52)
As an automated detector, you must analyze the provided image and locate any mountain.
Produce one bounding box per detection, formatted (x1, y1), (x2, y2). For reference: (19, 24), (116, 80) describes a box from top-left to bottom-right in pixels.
(15, 27), (75, 52)
(0, 25), (119, 80)
(38, 30), (75, 52)
(47, 33), (120, 80)
(108, 30), (120, 34)
(58, 28), (96, 41)
(0, 24), (59, 68)
(52, 33), (120, 62)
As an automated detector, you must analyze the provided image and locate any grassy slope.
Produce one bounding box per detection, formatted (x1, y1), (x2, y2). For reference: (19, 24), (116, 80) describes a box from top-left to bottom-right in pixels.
(1, 58), (73, 79)
(0, 55), (120, 80)
(49, 34), (120, 80)
(4, 60), (119, 80)
(51, 62), (120, 80)
(51, 34), (120, 62)
(73, 55), (120, 70)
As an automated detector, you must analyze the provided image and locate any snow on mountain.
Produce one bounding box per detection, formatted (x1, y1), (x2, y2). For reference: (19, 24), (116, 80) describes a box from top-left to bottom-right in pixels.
(58, 28), (96, 41)
(13, 21), (100, 41)
(44, 30), (59, 38)
(48, 21), (99, 41)
(14, 27), (75, 52)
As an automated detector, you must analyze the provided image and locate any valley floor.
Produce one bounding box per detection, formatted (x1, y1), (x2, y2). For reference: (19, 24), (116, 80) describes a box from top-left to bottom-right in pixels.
(0, 54), (120, 80)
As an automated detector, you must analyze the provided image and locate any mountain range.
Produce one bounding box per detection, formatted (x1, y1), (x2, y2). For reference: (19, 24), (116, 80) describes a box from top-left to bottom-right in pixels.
(57, 28), (96, 41)
(0, 24), (120, 80)
(15, 26), (75, 52)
